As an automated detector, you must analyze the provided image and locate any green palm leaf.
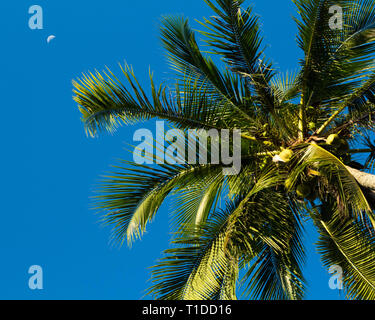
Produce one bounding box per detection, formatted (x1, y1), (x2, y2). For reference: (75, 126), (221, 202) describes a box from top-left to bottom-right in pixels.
(291, 143), (374, 223)
(240, 197), (306, 300)
(316, 208), (375, 300)
(73, 65), (230, 137)
(146, 203), (237, 300)
(97, 161), (224, 245)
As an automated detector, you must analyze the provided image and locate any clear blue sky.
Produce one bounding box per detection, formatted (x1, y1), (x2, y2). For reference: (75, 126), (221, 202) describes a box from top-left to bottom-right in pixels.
(1, 0), (345, 299)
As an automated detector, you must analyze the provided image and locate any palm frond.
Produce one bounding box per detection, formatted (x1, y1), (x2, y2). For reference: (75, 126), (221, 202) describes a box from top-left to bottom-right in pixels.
(200, 0), (275, 109)
(270, 70), (301, 104)
(146, 203), (237, 300)
(346, 73), (375, 118)
(170, 167), (224, 230)
(290, 144), (373, 222)
(315, 208), (375, 300)
(97, 161), (223, 245)
(240, 197), (306, 300)
(160, 15), (257, 124)
(294, 0), (375, 114)
(201, 0), (267, 75)
(73, 65), (230, 137)
(199, 0), (298, 139)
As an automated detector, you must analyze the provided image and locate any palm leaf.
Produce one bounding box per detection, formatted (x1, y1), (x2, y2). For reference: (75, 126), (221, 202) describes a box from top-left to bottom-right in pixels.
(146, 203), (237, 300)
(73, 65), (230, 137)
(97, 161), (224, 245)
(160, 15), (256, 124)
(315, 208), (375, 300)
(290, 144), (374, 223)
(240, 197), (306, 300)
(200, 0), (275, 109)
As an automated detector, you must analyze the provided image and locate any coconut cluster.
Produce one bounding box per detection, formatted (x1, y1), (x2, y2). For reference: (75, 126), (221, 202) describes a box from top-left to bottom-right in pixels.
(326, 134), (349, 151)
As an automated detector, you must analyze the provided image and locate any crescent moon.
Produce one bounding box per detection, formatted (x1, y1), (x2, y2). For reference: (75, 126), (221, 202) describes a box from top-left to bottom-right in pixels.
(47, 35), (56, 43)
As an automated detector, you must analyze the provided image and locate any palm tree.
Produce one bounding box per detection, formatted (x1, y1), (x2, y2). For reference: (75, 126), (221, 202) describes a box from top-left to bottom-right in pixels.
(73, 0), (375, 300)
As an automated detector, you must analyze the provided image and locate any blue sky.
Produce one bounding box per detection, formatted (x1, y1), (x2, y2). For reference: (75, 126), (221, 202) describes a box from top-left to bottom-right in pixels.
(1, 0), (344, 299)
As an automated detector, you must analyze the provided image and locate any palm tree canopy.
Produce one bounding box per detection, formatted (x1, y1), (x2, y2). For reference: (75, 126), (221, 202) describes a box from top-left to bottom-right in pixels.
(73, 0), (375, 300)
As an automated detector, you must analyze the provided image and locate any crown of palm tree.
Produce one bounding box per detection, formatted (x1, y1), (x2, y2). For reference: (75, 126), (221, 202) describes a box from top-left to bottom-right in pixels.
(73, 0), (375, 300)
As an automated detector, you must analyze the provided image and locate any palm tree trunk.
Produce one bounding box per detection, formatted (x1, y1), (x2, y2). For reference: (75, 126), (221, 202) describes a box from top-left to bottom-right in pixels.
(346, 166), (375, 207)
(346, 166), (375, 190)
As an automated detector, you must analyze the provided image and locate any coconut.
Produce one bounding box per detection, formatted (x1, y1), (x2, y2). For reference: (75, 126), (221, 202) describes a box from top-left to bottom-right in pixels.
(326, 134), (340, 145)
(278, 149), (294, 162)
